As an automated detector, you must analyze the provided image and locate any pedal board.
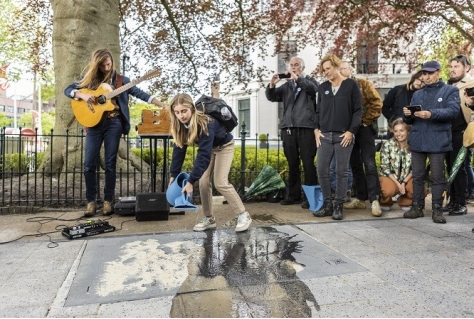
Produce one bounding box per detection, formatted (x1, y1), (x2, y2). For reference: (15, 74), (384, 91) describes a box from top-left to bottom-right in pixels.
(61, 220), (116, 240)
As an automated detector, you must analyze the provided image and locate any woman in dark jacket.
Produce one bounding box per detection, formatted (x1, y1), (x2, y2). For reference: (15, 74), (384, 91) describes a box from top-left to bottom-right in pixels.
(382, 71), (424, 125)
(169, 93), (252, 232)
(313, 54), (362, 220)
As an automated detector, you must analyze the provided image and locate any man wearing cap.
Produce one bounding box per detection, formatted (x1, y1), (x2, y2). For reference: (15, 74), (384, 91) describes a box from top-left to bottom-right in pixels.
(402, 60), (460, 224)
(444, 54), (474, 216)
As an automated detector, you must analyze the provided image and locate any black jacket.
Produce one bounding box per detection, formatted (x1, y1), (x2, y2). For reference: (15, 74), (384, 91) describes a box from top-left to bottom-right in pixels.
(382, 83), (417, 122)
(316, 78), (362, 134)
(265, 76), (318, 129)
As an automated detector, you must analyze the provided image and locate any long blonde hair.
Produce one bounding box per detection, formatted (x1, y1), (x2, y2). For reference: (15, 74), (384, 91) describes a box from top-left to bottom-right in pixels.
(77, 48), (115, 90)
(170, 93), (211, 148)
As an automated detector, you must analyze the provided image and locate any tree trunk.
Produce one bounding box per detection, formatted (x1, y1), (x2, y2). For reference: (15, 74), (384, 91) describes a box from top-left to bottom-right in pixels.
(44, 0), (148, 175)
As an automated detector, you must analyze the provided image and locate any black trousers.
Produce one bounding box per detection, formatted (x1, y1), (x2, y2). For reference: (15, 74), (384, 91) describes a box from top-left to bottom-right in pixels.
(446, 131), (467, 205)
(281, 128), (317, 200)
(349, 125), (381, 202)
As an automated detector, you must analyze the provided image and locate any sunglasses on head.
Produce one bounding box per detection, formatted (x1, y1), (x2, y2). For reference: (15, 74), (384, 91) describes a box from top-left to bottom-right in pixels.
(454, 54), (471, 66)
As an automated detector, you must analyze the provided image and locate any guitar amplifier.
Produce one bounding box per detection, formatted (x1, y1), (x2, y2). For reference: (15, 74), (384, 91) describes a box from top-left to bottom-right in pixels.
(114, 196), (136, 216)
(135, 193), (169, 221)
(137, 109), (171, 136)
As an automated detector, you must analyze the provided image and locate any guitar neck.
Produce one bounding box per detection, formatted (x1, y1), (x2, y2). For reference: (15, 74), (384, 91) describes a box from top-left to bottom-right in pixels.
(104, 76), (146, 100)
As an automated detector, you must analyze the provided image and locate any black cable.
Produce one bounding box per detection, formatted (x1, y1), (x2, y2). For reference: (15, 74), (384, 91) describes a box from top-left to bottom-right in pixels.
(0, 213), (137, 246)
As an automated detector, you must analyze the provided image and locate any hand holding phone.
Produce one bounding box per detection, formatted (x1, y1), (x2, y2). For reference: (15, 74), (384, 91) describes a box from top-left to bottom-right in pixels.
(278, 73), (291, 79)
(407, 105), (422, 117)
(465, 87), (474, 97)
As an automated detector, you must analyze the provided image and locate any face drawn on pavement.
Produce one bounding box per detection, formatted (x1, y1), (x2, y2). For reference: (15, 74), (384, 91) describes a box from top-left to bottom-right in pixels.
(170, 227), (320, 317)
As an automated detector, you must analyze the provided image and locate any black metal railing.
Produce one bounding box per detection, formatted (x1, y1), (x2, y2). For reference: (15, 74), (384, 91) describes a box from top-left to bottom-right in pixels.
(0, 123), (292, 208)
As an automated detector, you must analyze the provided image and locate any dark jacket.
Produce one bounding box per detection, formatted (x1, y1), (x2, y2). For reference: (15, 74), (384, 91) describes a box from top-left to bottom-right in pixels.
(265, 76), (318, 129)
(169, 119), (233, 184)
(315, 78), (362, 134)
(382, 83), (417, 122)
(403, 80), (460, 153)
(64, 71), (153, 135)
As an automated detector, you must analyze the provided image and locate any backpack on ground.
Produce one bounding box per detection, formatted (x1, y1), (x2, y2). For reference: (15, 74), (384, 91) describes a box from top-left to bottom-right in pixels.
(195, 95), (238, 133)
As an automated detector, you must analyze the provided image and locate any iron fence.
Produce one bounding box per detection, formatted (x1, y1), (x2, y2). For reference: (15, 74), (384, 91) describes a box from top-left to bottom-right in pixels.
(0, 125), (292, 208)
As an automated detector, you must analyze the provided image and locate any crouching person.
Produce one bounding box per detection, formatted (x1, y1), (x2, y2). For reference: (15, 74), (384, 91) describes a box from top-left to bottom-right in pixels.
(378, 118), (416, 214)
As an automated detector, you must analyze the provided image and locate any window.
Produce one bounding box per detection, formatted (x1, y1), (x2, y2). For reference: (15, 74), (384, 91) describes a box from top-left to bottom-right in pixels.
(277, 40), (297, 73)
(0, 105), (4, 111)
(6, 106), (13, 113)
(357, 42), (379, 74)
(238, 99), (250, 137)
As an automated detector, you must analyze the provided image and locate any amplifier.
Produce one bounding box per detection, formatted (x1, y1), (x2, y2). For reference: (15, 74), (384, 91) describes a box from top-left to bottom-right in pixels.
(115, 196), (136, 216)
(61, 220), (115, 239)
(135, 193), (169, 221)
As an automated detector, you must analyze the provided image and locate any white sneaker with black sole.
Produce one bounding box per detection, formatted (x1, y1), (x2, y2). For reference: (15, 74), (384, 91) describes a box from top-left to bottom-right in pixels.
(235, 211), (252, 232)
(193, 216), (217, 231)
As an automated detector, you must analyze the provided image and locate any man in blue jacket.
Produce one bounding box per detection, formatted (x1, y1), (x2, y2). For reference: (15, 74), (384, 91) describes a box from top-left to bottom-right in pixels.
(64, 48), (164, 217)
(266, 57), (318, 209)
(403, 60), (460, 223)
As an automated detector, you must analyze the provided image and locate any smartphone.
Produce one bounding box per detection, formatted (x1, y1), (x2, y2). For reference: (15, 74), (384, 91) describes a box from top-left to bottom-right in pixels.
(465, 87), (474, 97)
(278, 73), (291, 79)
(407, 105), (422, 116)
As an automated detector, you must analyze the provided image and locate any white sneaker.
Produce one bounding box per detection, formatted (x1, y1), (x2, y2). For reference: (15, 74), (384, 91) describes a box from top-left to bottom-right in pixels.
(193, 216), (217, 231)
(235, 211), (252, 232)
(401, 206), (411, 212)
(381, 205), (391, 212)
(371, 200), (382, 217)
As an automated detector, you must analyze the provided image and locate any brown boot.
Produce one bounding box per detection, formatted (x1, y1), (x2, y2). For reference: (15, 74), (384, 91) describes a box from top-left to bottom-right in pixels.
(84, 202), (97, 217)
(403, 202), (424, 219)
(103, 201), (114, 216)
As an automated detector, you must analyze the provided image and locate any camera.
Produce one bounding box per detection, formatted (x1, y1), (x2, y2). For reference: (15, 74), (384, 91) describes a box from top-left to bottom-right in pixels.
(465, 87), (474, 97)
(278, 73), (291, 79)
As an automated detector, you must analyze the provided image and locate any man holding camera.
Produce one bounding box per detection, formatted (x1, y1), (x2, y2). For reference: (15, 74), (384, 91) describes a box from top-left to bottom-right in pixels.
(402, 60), (460, 224)
(445, 54), (474, 216)
(265, 57), (318, 208)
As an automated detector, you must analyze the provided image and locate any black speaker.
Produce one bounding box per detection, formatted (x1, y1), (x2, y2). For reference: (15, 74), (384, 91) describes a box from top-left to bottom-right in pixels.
(135, 193), (169, 221)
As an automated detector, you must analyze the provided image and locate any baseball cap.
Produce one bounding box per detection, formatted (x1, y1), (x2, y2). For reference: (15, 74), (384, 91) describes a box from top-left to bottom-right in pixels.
(421, 60), (441, 72)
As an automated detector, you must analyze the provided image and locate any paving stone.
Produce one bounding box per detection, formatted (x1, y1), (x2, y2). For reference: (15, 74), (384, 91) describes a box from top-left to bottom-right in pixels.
(302, 276), (366, 306)
(97, 296), (173, 318)
(316, 300), (387, 318)
(0, 305), (49, 318)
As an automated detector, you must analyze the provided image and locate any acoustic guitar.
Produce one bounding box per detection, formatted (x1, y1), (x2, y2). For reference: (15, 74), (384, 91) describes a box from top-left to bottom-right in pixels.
(70, 69), (161, 127)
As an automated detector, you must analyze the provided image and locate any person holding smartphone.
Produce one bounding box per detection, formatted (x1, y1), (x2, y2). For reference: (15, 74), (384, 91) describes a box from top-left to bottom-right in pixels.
(265, 57), (319, 209)
(402, 60), (460, 224)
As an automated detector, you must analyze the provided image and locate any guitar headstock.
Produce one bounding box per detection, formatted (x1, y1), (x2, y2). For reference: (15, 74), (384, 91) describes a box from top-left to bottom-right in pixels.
(142, 69), (161, 81)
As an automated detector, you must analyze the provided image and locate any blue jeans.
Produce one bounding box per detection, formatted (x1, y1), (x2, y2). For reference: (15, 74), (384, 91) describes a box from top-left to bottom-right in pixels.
(84, 117), (122, 202)
(330, 156), (352, 192)
(411, 151), (446, 207)
(317, 132), (354, 204)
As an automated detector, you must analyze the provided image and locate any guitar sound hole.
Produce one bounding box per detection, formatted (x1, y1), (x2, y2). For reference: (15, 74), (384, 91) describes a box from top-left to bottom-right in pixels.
(97, 95), (106, 104)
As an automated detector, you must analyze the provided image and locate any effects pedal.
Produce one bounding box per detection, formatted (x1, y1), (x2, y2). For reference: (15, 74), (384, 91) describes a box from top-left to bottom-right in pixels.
(62, 220), (115, 239)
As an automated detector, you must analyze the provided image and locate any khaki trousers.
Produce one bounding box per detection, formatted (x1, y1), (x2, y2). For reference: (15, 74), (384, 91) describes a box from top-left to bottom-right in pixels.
(200, 140), (246, 217)
(379, 176), (413, 207)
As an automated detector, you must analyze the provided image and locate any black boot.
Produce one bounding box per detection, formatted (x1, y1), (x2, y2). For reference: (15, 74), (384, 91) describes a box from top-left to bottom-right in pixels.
(332, 202), (343, 220)
(449, 203), (467, 216)
(403, 202), (424, 219)
(432, 204), (446, 224)
(313, 200), (333, 217)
